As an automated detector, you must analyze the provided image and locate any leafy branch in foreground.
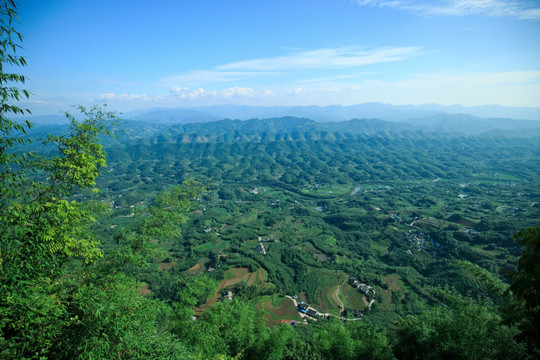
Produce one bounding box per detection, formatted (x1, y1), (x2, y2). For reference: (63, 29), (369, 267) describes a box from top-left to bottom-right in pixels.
(0, 105), (119, 359)
(0, 0), (31, 200)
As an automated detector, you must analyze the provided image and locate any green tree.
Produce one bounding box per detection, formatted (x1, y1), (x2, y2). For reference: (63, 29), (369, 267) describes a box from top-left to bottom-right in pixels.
(245, 324), (309, 360)
(1, 3), (185, 357)
(0, 0), (31, 171)
(0, 2), (118, 355)
(394, 289), (524, 360)
(312, 320), (394, 360)
(173, 300), (266, 359)
(0, 104), (120, 357)
(47, 271), (196, 360)
(502, 227), (540, 358)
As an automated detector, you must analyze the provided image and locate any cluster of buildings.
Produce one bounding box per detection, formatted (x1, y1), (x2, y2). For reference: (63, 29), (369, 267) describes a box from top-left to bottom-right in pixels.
(221, 289), (234, 301)
(348, 277), (376, 297)
(404, 230), (426, 252)
(296, 302), (318, 318)
(257, 236), (274, 255)
(461, 228), (479, 235)
(257, 242), (266, 255)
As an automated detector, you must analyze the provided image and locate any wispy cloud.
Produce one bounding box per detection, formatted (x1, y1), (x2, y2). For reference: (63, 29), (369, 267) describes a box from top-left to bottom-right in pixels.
(71, 69), (540, 111)
(355, 0), (540, 20)
(98, 93), (152, 101)
(167, 86), (256, 99)
(97, 87), (260, 105)
(161, 70), (279, 87)
(221, 87), (255, 98)
(295, 73), (375, 85)
(217, 46), (424, 71)
(158, 46), (424, 91)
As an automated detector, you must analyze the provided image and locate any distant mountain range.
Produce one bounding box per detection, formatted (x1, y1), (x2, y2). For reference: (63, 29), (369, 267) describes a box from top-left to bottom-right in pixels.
(23, 103), (540, 136)
(187, 103), (540, 122)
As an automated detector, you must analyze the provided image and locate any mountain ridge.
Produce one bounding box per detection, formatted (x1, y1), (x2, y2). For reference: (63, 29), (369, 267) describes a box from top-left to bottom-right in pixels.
(23, 103), (540, 125)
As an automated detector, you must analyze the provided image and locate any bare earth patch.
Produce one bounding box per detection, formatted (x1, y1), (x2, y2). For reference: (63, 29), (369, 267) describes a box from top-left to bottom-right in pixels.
(195, 268), (268, 315)
(186, 263), (201, 274)
(264, 297), (302, 325)
(382, 274), (402, 292)
(139, 284), (152, 296)
(331, 286), (344, 310)
(159, 262), (175, 271)
(362, 296), (369, 307)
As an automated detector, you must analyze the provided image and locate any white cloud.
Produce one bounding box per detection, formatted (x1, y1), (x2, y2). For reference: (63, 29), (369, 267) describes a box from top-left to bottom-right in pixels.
(250, 70), (540, 107)
(158, 46), (422, 97)
(98, 93), (151, 101)
(296, 73), (374, 84)
(217, 46), (423, 71)
(188, 88), (217, 99)
(221, 87), (255, 98)
(322, 86), (341, 93)
(161, 70), (279, 87)
(169, 86), (190, 98)
(355, 0), (540, 20)
(99, 93), (116, 100)
(521, 8), (540, 20)
(170, 86), (189, 94)
(164, 86), (257, 101)
(160, 46), (421, 89)
(287, 88), (306, 95)
(93, 71), (540, 110)
(171, 70), (540, 106)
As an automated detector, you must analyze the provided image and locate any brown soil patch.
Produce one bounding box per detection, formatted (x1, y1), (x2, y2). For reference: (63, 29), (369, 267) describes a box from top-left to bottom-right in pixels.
(194, 268), (254, 315)
(330, 286), (343, 309)
(247, 272), (257, 286)
(139, 284), (152, 296)
(264, 297), (297, 316)
(456, 218), (475, 227)
(380, 289), (393, 308)
(158, 262), (174, 271)
(186, 263), (201, 274)
(264, 297), (302, 325)
(382, 275), (402, 292)
(221, 268), (250, 288)
(389, 282), (400, 292)
(362, 296), (369, 307)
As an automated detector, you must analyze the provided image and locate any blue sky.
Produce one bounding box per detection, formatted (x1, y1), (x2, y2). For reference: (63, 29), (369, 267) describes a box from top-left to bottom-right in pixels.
(12, 0), (540, 115)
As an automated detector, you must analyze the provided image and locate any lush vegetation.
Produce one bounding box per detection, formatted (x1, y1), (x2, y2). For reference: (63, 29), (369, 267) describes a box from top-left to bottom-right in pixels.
(1, 1), (539, 359)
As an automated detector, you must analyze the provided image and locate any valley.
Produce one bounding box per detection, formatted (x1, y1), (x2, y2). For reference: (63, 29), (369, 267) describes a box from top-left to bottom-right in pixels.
(90, 117), (539, 327)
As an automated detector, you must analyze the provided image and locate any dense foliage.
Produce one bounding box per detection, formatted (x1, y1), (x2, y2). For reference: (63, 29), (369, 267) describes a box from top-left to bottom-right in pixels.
(1, 1), (539, 359)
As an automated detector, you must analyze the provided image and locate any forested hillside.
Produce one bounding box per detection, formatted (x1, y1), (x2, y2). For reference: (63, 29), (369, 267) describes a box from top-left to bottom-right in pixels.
(2, 1), (539, 359)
